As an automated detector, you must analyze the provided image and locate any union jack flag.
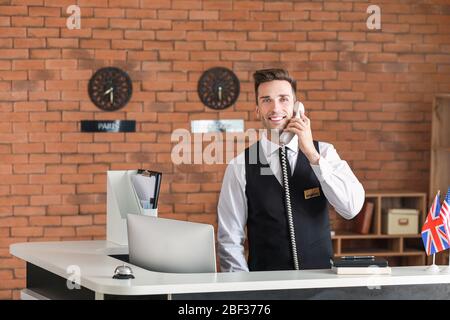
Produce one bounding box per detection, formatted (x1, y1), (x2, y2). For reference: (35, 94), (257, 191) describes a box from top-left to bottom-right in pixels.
(421, 192), (450, 255)
(441, 187), (450, 238)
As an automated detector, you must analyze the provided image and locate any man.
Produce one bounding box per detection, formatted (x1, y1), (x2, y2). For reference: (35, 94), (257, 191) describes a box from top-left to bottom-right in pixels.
(217, 68), (365, 272)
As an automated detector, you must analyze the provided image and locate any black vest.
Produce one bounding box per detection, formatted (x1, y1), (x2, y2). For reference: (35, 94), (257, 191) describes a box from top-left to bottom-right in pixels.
(244, 140), (333, 271)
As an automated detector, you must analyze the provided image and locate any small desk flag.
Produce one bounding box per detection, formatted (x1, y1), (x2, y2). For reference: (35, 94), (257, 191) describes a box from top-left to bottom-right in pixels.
(421, 192), (450, 255)
(440, 187), (450, 238)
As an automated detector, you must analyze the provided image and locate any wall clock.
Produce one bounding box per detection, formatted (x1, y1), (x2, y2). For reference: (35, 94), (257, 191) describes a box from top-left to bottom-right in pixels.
(197, 67), (240, 110)
(88, 67), (132, 111)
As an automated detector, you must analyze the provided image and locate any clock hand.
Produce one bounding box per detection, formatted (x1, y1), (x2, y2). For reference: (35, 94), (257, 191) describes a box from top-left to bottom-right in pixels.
(104, 87), (113, 95)
(218, 86), (222, 101)
(110, 90), (114, 104)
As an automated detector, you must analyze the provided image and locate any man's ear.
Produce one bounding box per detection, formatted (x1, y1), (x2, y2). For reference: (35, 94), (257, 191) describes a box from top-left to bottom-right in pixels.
(255, 105), (260, 119)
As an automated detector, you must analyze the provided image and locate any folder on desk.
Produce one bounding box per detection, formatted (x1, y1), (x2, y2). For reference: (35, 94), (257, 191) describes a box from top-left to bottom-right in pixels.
(130, 169), (162, 209)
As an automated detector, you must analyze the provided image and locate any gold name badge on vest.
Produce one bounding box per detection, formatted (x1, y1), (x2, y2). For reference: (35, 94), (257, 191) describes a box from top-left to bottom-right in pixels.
(304, 187), (321, 199)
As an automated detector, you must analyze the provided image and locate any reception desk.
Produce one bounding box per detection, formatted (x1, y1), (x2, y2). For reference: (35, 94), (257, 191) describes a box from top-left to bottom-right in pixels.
(10, 241), (450, 300)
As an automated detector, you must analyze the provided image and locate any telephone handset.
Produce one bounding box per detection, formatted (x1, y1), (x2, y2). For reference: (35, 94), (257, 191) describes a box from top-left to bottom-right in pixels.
(279, 101), (305, 146)
(279, 101), (305, 270)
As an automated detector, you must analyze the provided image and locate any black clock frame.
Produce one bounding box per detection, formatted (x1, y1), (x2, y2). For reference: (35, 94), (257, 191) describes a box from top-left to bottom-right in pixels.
(197, 67), (240, 110)
(88, 67), (133, 112)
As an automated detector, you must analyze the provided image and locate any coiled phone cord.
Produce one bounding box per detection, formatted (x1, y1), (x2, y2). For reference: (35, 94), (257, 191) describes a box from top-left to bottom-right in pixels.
(280, 145), (300, 270)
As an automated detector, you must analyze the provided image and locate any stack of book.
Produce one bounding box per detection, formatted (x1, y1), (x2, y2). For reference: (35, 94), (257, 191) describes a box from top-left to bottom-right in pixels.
(331, 256), (391, 275)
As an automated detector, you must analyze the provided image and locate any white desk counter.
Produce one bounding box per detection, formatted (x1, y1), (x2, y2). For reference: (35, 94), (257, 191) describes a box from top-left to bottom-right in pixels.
(10, 240), (450, 300)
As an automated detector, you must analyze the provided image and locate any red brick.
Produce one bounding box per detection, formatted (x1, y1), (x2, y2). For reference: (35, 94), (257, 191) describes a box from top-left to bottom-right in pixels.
(204, 21), (233, 31)
(14, 39), (45, 48)
(203, 1), (231, 10)
(112, 39), (142, 49)
(173, 21), (202, 31)
(140, 0), (171, 9)
(76, 226), (105, 237)
(0, 270), (12, 280)
(109, 0), (138, 7)
(190, 51), (219, 61)
(0, 71), (27, 80)
(123, 31), (155, 42)
(43, 185), (75, 195)
(250, 11), (278, 23)
(248, 31), (277, 41)
(281, 52), (308, 61)
(11, 227), (44, 237)
(11, 16), (44, 27)
(30, 50), (60, 60)
(0, 279), (25, 290)
(29, 216), (61, 226)
(189, 10), (219, 20)
(45, 59), (77, 70)
(141, 18), (172, 30)
(250, 52), (279, 61)
(30, 195), (61, 206)
(62, 215), (93, 226)
(0, 258), (25, 269)
(264, 1), (293, 11)
(44, 227), (75, 237)
(186, 31), (217, 41)
(264, 22), (292, 31)
(308, 31), (337, 41)
(0, 6), (28, 16)
(47, 205), (79, 216)
(94, 49), (126, 60)
(278, 32), (306, 41)
(234, 1), (263, 10)
(80, 39), (109, 49)
(0, 61), (11, 70)
(172, 183), (201, 193)
(220, 10), (249, 20)
(0, 217), (28, 227)
(11, 185), (42, 195)
(75, 143), (108, 154)
(310, 11), (339, 21)
(47, 38), (78, 48)
(29, 7), (61, 16)
(156, 30), (186, 40)
(61, 154), (93, 164)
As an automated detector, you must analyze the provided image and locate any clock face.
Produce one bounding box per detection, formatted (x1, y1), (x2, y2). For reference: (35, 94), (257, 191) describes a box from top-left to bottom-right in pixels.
(197, 67), (240, 110)
(88, 67), (132, 111)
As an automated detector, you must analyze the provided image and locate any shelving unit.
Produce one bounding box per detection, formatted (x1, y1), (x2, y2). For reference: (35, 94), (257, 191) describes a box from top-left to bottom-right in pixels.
(331, 192), (427, 266)
(430, 94), (450, 265)
(430, 94), (450, 198)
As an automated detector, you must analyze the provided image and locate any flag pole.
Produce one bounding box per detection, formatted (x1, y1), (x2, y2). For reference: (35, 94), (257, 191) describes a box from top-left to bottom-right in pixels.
(427, 191), (441, 273)
(427, 254), (440, 273)
(423, 190), (442, 273)
(446, 187), (450, 272)
(440, 188), (450, 273)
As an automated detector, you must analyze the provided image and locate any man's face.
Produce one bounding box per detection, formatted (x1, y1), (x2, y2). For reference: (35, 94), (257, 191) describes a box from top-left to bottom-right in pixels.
(255, 80), (295, 131)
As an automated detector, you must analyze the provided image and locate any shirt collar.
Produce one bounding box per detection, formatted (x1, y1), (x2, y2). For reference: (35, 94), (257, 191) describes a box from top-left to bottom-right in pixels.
(260, 131), (299, 157)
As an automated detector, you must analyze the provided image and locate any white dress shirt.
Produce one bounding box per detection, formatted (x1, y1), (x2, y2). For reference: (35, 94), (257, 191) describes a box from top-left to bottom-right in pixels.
(217, 133), (365, 272)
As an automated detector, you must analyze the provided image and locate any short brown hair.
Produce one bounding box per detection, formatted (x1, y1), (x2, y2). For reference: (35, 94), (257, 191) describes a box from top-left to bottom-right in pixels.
(253, 68), (297, 105)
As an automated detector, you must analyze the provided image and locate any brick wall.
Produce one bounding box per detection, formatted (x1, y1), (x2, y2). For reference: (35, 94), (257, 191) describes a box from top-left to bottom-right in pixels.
(1, 0), (450, 299)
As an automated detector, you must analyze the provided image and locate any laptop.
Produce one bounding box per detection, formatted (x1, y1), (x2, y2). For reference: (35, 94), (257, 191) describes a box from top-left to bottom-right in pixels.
(126, 214), (217, 273)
